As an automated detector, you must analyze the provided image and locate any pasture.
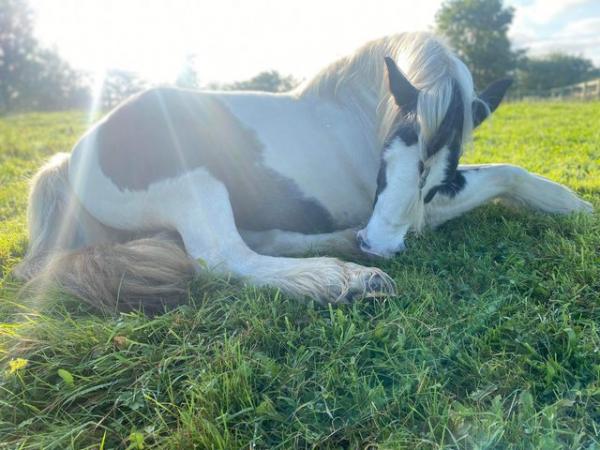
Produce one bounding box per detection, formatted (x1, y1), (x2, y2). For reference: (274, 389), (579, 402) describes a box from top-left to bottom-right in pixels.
(0, 102), (599, 448)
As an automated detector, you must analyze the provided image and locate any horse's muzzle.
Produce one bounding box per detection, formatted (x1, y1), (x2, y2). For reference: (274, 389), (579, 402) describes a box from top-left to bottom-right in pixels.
(356, 230), (405, 258)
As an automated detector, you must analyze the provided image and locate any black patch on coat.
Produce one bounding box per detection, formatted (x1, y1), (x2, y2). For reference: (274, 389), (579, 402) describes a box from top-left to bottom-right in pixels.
(375, 158), (388, 198)
(423, 81), (466, 203)
(390, 120), (419, 147)
(438, 169), (466, 196)
(425, 81), (464, 159)
(425, 169), (473, 203)
(423, 186), (439, 204)
(86, 87), (335, 233)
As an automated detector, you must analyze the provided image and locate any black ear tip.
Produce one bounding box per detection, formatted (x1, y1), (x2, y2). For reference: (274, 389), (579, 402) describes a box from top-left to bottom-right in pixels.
(480, 78), (513, 93)
(490, 78), (513, 94)
(384, 56), (419, 107)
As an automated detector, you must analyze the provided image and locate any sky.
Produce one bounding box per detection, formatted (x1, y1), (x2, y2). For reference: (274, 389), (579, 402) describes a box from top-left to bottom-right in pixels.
(29, 0), (600, 86)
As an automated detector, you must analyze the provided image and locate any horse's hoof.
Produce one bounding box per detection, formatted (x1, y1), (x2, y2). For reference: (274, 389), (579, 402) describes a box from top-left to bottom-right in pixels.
(338, 268), (396, 303)
(365, 273), (396, 298)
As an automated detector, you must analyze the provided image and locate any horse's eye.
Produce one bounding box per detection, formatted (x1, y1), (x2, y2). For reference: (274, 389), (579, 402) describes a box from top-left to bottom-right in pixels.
(419, 166), (430, 189)
(424, 186), (439, 203)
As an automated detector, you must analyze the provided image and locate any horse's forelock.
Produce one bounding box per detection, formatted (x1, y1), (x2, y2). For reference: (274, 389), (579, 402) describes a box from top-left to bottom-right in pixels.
(409, 48), (475, 161)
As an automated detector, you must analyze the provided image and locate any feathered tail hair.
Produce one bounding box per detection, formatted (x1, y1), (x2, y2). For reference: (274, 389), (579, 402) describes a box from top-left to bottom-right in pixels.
(13, 153), (198, 313)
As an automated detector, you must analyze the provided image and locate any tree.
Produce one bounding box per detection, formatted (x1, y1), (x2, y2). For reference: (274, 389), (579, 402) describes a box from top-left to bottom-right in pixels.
(26, 48), (89, 110)
(0, 0), (39, 111)
(99, 69), (148, 110)
(435, 0), (517, 89)
(516, 53), (599, 93)
(215, 70), (298, 93)
(0, 0), (89, 112)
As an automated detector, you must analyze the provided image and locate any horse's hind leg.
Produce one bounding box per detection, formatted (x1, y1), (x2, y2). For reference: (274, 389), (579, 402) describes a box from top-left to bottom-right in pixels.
(170, 171), (394, 303)
(425, 164), (592, 228)
(240, 228), (360, 257)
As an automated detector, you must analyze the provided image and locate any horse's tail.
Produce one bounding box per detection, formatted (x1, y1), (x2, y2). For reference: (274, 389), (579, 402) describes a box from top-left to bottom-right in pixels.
(13, 153), (198, 313)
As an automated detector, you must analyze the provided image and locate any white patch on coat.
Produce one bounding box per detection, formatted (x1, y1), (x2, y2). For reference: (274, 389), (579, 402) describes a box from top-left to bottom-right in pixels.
(357, 139), (421, 257)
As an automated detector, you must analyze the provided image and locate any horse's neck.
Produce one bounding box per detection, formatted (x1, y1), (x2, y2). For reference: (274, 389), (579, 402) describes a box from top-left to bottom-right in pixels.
(308, 94), (380, 156)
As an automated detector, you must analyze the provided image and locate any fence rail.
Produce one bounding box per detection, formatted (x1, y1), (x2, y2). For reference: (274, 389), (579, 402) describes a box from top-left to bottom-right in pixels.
(508, 78), (600, 102)
(550, 78), (600, 100)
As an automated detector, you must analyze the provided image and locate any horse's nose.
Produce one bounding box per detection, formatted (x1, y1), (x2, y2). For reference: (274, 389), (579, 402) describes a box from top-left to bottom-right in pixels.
(357, 229), (406, 258)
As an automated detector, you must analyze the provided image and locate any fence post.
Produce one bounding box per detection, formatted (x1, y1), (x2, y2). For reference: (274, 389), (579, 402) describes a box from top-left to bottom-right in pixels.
(512, 78), (600, 101)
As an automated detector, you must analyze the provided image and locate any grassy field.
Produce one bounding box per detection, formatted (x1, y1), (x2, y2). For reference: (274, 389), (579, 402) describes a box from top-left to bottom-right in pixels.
(0, 103), (599, 449)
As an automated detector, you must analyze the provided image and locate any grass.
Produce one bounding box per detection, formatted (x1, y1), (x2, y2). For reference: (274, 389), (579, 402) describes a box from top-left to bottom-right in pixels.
(0, 102), (599, 449)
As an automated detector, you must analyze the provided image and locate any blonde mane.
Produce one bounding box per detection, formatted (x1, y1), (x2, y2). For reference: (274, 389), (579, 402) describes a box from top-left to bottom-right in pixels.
(297, 32), (476, 157)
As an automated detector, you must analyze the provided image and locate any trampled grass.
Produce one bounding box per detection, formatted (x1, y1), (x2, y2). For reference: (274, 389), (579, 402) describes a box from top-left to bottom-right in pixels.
(0, 102), (599, 449)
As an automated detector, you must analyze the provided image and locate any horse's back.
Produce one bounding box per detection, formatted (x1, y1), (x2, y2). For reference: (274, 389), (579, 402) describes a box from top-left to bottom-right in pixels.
(69, 87), (340, 233)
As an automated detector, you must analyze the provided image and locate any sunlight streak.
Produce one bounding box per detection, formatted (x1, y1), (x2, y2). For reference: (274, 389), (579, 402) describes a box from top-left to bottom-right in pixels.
(26, 65), (108, 307)
(27, 69), (110, 308)
(87, 70), (107, 125)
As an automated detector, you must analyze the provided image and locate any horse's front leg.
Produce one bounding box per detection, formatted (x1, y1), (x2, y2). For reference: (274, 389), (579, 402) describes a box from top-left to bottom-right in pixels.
(171, 173), (394, 303)
(425, 164), (592, 228)
(240, 228), (361, 258)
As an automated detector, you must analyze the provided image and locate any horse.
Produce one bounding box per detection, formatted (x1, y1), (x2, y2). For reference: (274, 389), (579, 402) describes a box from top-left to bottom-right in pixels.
(15, 32), (592, 312)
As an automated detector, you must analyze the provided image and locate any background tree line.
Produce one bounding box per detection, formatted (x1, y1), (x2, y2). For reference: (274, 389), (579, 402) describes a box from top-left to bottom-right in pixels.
(1, 0), (598, 114)
(0, 0), (298, 113)
(435, 0), (599, 93)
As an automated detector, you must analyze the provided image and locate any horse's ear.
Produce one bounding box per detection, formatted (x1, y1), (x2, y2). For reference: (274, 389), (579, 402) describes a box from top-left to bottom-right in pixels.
(472, 78), (513, 127)
(384, 57), (419, 109)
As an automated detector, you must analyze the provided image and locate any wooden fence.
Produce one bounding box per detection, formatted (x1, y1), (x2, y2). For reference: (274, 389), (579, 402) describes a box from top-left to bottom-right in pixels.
(508, 78), (600, 102)
(550, 78), (600, 100)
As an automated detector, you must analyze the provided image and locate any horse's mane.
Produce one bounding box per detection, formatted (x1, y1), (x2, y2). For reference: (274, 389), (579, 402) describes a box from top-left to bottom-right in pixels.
(297, 32), (476, 155)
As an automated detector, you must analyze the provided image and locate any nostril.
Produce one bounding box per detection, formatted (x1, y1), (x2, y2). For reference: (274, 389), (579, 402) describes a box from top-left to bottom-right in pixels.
(356, 230), (368, 249)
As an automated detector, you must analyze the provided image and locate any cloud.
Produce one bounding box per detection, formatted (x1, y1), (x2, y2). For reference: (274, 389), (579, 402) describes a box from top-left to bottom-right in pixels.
(558, 17), (600, 37)
(512, 17), (600, 64)
(509, 0), (600, 65)
(516, 0), (589, 24)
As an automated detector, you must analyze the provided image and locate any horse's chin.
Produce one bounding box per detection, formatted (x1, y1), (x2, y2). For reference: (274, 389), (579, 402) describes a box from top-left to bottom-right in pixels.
(358, 245), (403, 260)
